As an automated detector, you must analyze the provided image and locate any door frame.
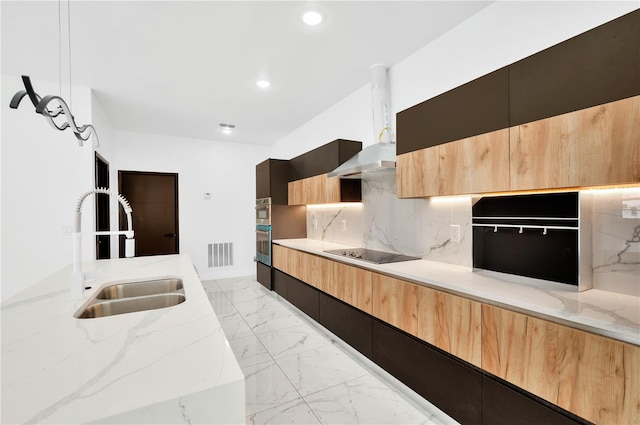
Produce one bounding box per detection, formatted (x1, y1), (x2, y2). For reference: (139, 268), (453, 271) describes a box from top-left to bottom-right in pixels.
(117, 170), (180, 257)
(95, 152), (111, 259)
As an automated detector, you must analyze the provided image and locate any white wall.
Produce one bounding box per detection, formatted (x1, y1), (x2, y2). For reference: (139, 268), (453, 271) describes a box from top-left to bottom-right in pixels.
(113, 131), (269, 280)
(270, 1), (639, 158)
(1, 75), (95, 301)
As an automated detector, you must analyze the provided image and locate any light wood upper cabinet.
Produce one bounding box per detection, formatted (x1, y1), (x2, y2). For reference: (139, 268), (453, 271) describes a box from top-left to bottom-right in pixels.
(510, 95), (640, 191)
(416, 285), (482, 367)
(397, 96), (639, 197)
(397, 128), (510, 198)
(482, 304), (640, 425)
(397, 146), (440, 198)
(288, 174), (360, 205)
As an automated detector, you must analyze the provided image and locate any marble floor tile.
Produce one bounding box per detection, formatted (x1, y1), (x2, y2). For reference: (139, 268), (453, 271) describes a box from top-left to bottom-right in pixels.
(243, 359), (301, 416)
(207, 290), (237, 318)
(241, 305), (306, 335)
(208, 276), (458, 425)
(218, 311), (255, 341)
(304, 374), (441, 425)
(275, 344), (369, 397)
(257, 322), (333, 359)
(247, 397), (321, 425)
(228, 334), (273, 368)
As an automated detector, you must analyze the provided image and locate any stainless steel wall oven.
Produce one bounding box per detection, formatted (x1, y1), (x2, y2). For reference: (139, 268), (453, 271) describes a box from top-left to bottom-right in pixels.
(256, 224), (272, 266)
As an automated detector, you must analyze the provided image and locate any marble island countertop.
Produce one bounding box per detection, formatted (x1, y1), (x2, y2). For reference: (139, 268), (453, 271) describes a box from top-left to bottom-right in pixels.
(1, 254), (245, 424)
(274, 238), (640, 346)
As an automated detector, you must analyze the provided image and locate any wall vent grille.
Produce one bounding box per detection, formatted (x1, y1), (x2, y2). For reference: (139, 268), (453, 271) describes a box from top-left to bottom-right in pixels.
(208, 242), (234, 268)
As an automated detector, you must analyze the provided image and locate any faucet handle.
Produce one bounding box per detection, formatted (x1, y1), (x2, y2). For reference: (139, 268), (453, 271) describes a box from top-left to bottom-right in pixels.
(125, 238), (135, 258)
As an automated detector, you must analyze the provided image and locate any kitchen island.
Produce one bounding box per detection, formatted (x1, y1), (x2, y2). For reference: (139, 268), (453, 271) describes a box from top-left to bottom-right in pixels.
(1, 254), (245, 424)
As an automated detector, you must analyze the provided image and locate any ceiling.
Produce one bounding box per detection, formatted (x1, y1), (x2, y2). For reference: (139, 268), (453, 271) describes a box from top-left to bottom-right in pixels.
(2, 1), (492, 146)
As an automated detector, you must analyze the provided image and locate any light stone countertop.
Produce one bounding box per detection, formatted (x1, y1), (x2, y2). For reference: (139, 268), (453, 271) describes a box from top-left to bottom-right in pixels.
(274, 238), (640, 346)
(1, 254), (245, 424)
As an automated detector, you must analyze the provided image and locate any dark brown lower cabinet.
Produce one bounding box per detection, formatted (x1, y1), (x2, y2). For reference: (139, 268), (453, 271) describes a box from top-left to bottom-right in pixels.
(482, 376), (592, 425)
(272, 269), (289, 299)
(286, 274), (319, 322)
(256, 262), (272, 290)
(318, 293), (373, 359)
(372, 320), (482, 424)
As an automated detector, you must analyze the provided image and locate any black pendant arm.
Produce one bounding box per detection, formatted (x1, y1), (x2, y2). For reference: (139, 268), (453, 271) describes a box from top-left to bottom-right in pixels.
(21, 76), (41, 108)
(9, 90), (28, 109)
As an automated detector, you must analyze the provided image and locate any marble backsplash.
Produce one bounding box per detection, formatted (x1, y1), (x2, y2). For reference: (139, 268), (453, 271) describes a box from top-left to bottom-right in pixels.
(306, 172), (639, 297)
(307, 170), (473, 267)
(590, 187), (640, 297)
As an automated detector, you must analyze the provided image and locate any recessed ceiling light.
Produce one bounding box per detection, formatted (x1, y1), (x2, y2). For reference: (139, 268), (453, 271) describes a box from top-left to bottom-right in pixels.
(301, 9), (323, 26)
(256, 80), (271, 89)
(219, 123), (235, 135)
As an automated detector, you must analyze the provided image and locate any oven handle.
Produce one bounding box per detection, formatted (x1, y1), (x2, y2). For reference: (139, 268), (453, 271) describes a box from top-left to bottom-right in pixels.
(256, 229), (270, 236)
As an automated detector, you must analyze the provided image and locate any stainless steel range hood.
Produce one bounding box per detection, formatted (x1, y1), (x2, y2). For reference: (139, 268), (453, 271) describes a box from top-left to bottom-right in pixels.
(329, 64), (396, 178)
(327, 142), (396, 178)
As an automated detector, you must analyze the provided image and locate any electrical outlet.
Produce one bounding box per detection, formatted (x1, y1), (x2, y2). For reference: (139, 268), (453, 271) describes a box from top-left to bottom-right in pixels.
(313, 219), (318, 229)
(450, 224), (461, 243)
(341, 220), (347, 231)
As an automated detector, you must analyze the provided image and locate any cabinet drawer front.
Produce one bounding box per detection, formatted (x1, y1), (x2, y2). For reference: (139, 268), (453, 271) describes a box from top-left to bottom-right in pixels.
(481, 304), (640, 425)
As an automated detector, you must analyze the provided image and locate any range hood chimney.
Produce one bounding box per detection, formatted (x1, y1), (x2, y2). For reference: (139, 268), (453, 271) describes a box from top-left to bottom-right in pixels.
(328, 64), (396, 178)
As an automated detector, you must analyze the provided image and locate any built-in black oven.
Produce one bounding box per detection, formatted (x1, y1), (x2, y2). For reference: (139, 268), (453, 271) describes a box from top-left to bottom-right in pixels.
(256, 224), (272, 266)
(256, 197), (271, 225)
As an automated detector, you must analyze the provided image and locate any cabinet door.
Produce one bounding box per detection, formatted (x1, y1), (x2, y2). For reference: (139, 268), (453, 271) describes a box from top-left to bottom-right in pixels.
(415, 285), (482, 367)
(510, 96), (640, 191)
(509, 10), (640, 126)
(483, 376), (589, 425)
(371, 274), (418, 336)
(482, 304), (640, 425)
(397, 128), (510, 198)
(372, 320), (482, 424)
(396, 147), (441, 198)
(396, 67), (509, 155)
(439, 128), (510, 195)
(319, 292), (373, 359)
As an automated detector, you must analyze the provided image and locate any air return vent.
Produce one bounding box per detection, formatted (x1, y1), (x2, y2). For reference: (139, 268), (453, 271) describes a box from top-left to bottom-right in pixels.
(208, 242), (234, 268)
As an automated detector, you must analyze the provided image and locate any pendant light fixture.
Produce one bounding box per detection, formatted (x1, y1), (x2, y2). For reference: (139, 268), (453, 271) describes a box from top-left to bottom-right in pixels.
(9, 0), (99, 147)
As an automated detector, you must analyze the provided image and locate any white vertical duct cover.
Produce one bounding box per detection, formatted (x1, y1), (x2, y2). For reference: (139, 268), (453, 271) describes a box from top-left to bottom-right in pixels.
(327, 64), (396, 178)
(370, 63), (394, 144)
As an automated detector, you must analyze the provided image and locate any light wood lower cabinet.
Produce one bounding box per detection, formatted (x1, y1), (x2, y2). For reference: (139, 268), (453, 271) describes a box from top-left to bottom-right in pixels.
(371, 274), (482, 367)
(482, 304), (640, 425)
(510, 95), (640, 191)
(288, 174), (341, 205)
(273, 245), (372, 314)
(372, 274), (419, 335)
(416, 285), (482, 367)
(397, 128), (510, 198)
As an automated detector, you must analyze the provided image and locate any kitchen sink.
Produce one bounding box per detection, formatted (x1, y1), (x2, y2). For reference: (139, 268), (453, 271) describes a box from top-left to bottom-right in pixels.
(96, 278), (183, 299)
(75, 277), (186, 319)
(75, 293), (186, 319)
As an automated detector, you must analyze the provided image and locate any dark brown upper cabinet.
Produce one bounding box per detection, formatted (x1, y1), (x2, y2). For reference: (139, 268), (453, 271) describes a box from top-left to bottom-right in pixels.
(396, 67), (509, 155)
(288, 139), (362, 181)
(509, 9), (640, 126)
(256, 158), (290, 204)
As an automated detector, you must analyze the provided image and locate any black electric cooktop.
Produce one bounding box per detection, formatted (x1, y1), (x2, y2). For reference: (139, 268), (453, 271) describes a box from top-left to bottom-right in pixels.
(324, 248), (420, 264)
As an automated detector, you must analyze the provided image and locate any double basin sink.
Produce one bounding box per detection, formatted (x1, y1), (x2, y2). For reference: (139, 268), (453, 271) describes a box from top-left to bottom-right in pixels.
(75, 278), (186, 319)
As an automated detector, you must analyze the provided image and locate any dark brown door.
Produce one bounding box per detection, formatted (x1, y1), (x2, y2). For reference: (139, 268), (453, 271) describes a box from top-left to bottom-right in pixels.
(95, 153), (110, 260)
(118, 171), (179, 257)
